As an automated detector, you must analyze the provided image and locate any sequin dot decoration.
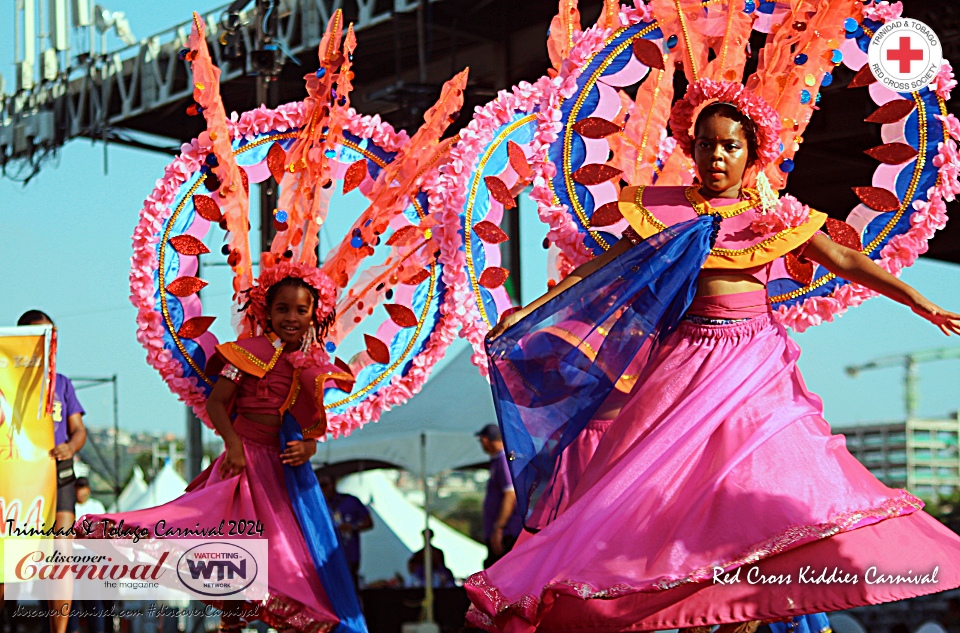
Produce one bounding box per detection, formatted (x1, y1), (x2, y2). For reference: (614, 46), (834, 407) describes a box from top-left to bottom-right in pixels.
(844, 17), (859, 32)
(795, 53), (808, 65)
(852, 186), (901, 212)
(479, 267), (509, 289)
(572, 117), (623, 139)
(666, 34), (679, 49)
(267, 142), (287, 184)
(385, 303), (419, 328)
(364, 334), (391, 365)
(779, 158), (795, 173)
(473, 220), (509, 244)
(177, 316), (217, 339)
(275, 209), (289, 223)
(572, 163), (623, 186)
(484, 176), (518, 209)
(166, 276), (208, 297)
(800, 90), (812, 104)
(169, 234), (211, 256)
(864, 142), (919, 165)
(343, 160), (367, 194)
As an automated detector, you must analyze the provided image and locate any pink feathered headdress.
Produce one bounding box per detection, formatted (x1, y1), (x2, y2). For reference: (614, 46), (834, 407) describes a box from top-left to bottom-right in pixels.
(669, 79), (782, 168)
(245, 261), (338, 331)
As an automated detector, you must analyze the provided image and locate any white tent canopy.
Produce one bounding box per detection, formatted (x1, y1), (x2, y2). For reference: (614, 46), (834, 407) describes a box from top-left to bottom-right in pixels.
(315, 340), (495, 476)
(121, 459), (187, 511)
(109, 465), (148, 512)
(339, 470), (486, 583)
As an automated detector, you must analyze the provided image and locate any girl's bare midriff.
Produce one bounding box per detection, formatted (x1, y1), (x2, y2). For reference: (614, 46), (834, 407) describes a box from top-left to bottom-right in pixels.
(243, 412), (283, 427)
(696, 272), (764, 297)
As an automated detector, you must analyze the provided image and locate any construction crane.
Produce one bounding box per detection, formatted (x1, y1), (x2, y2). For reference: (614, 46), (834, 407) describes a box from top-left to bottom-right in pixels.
(846, 347), (960, 420)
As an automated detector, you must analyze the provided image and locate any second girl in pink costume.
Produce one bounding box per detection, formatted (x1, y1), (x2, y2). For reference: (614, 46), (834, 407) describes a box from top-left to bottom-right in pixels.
(467, 80), (960, 633)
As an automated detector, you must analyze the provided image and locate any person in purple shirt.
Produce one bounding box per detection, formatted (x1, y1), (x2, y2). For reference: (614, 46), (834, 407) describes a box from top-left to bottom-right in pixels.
(317, 473), (373, 588)
(16, 310), (88, 633)
(476, 423), (523, 568)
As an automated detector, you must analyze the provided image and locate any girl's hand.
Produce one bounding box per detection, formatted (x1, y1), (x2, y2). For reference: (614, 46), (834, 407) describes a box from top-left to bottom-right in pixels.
(911, 297), (960, 336)
(219, 441), (246, 479)
(281, 439), (317, 467)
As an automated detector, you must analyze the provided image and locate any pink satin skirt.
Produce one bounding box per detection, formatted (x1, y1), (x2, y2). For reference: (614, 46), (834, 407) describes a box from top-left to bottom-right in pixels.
(77, 416), (339, 633)
(465, 305), (960, 632)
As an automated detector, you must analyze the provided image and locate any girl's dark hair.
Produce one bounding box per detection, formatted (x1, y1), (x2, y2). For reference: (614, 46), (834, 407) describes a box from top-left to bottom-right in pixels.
(18, 309), (53, 326)
(694, 102), (760, 166)
(265, 277), (336, 337)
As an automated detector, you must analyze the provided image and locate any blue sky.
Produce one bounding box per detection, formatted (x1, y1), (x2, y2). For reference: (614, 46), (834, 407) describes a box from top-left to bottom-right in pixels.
(2, 1), (959, 436)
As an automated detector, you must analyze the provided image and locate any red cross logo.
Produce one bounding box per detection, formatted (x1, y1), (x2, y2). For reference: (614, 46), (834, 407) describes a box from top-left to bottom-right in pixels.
(886, 36), (924, 74)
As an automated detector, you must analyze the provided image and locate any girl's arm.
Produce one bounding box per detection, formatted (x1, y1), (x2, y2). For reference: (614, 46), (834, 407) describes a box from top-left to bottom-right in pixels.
(803, 232), (960, 336)
(206, 377), (245, 477)
(486, 237), (634, 340)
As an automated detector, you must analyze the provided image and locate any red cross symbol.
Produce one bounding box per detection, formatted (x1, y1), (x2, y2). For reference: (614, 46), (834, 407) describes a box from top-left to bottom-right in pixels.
(886, 36), (924, 74)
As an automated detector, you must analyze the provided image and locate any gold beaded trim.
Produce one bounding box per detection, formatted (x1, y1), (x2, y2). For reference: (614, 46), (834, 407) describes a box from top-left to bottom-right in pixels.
(554, 22), (661, 251)
(769, 92), (931, 303)
(325, 261), (438, 409)
(632, 185), (792, 256)
(684, 186), (761, 218)
(674, 0), (699, 82)
(465, 114), (537, 326)
(159, 132), (297, 387)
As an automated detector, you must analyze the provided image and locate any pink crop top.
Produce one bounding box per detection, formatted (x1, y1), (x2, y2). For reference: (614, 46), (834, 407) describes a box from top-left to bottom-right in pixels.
(220, 356), (294, 416)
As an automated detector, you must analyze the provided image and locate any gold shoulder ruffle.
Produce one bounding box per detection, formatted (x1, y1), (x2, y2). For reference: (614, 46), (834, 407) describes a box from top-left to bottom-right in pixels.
(618, 185), (827, 269)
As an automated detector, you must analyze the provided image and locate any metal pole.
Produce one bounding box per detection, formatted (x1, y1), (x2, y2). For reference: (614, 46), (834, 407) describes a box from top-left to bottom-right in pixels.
(112, 374), (120, 499)
(905, 357), (919, 421)
(420, 432), (434, 623)
(416, 0), (427, 83)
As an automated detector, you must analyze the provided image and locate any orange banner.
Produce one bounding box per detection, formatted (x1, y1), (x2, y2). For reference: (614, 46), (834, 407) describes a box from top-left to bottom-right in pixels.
(0, 326), (57, 582)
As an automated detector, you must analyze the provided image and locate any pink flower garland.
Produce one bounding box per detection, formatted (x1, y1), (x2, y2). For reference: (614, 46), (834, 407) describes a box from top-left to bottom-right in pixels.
(530, 25), (617, 270)
(750, 194), (810, 234)
(435, 80), (550, 371)
(133, 107), (457, 434)
(776, 116), (959, 332)
(862, 1), (903, 23)
(933, 61), (957, 101)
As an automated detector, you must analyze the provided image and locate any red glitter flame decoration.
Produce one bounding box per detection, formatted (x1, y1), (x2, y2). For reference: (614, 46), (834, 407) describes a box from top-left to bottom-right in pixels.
(865, 100), (915, 124)
(507, 141), (533, 180)
(590, 201), (624, 227)
(364, 334), (391, 365)
(177, 316), (216, 339)
(848, 65), (877, 89)
(632, 38), (665, 70)
(473, 220), (509, 244)
(386, 225), (422, 246)
(852, 186), (901, 212)
(169, 235), (211, 256)
(572, 163), (623, 186)
(343, 160), (367, 194)
(332, 357), (355, 393)
(479, 267), (509, 289)
(400, 268), (431, 285)
(863, 142), (918, 165)
(825, 218), (863, 251)
(385, 304), (418, 328)
(166, 276), (208, 297)
(484, 176), (517, 209)
(572, 117), (622, 139)
(785, 252), (815, 285)
(267, 142), (287, 184)
(192, 195), (223, 222)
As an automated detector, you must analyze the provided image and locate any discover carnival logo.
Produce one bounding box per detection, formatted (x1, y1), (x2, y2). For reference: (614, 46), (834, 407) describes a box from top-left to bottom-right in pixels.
(176, 542), (259, 597)
(868, 18), (943, 92)
(4, 538), (269, 601)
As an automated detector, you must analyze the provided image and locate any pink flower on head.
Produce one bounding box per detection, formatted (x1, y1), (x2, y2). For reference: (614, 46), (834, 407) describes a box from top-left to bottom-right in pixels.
(750, 194), (810, 234)
(862, 1), (903, 23)
(933, 61), (957, 100)
(669, 79), (782, 168)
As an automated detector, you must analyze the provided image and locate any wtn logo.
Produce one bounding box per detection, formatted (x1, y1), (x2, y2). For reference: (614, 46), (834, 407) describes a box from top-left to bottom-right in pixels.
(185, 559), (247, 581)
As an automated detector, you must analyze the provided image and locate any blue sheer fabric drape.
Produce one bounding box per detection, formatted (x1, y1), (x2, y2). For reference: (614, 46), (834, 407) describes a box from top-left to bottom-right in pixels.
(769, 614), (833, 633)
(486, 216), (717, 529)
(280, 414), (368, 633)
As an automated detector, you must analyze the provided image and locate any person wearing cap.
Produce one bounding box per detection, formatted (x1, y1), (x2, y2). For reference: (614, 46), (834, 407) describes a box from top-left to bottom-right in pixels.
(476, 424), (523, 568)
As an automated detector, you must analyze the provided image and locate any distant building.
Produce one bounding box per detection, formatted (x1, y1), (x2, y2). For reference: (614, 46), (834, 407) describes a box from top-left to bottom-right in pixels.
(838, 413), (960, 500)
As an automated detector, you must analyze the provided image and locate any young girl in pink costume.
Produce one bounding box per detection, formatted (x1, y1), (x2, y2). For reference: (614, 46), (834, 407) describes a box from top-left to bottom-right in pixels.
(78, 262), (366, 633)
(467, 80), (960, 633)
